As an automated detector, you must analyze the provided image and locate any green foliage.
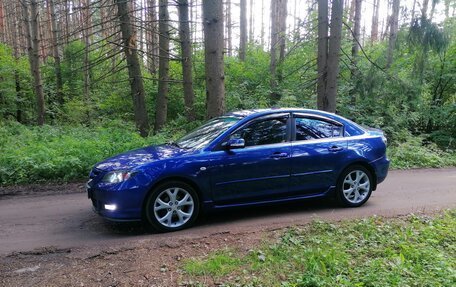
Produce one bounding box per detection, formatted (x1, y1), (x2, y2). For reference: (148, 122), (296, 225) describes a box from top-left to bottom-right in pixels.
(409, 17), (449, 54)
(182, 210), (456, 286)
(0, 43), (34, 123)
(224, 46), (272, 109)
(388, 135), (456, 169)
(1, 118), (452, 185)
(1, 11), (455, 186)
(0, 121), (176, 185)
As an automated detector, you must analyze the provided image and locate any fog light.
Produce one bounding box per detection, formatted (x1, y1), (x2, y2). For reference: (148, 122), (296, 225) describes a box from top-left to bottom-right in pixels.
(104, 204), (117, 211)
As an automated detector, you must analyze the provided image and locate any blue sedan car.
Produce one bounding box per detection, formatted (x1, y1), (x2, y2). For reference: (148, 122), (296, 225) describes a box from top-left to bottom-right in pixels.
(87, 109), (389, 232)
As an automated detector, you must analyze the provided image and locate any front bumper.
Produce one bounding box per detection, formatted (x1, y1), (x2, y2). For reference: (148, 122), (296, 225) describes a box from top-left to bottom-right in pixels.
(87, 182), (144, 222)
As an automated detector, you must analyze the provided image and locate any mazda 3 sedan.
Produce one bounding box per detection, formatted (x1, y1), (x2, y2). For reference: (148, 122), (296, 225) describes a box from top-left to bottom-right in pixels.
(87, 108), (389, 232)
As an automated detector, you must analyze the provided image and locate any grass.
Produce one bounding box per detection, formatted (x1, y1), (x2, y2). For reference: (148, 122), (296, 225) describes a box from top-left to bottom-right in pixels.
(184, 251), (242, 277)
(182, 210), (456, 286)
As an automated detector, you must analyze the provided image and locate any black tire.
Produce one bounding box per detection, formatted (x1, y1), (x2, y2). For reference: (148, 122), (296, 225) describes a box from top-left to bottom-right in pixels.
(144, 181), (200, 232)
(336, 165), (373, 207)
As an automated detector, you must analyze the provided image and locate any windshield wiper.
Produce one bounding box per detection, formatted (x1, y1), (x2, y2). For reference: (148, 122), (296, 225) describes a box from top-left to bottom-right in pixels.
(167, 141), (182, 148)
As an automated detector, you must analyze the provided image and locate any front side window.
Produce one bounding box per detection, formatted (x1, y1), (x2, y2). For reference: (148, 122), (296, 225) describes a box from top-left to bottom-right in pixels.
(295, 117), (342, 141)
(230, 117), (288, 147)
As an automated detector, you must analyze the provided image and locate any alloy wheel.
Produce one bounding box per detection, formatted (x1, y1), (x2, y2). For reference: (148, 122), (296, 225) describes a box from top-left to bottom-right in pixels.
(342, 170), (371, 204)
(153, 187), (195, 228)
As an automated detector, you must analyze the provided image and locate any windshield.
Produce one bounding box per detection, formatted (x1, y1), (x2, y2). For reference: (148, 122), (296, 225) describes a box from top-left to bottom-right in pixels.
(176, 116), (241, 149)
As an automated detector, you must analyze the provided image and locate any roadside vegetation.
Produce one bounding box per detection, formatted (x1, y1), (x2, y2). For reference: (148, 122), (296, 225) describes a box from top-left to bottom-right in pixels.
(1, 120), (455, 185)
(182, 210), (456, 286)
(1, 2), (455, 186)
(0, 119), (195, 185)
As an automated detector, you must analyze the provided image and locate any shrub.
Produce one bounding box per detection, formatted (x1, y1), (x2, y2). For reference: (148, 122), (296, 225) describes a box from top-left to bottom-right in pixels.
(388, 135), (456, 169)
(0, 121), (173, 185)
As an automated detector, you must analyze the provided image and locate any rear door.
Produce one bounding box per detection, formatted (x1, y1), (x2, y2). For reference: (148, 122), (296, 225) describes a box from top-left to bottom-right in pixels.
(289, 114), (348, 195)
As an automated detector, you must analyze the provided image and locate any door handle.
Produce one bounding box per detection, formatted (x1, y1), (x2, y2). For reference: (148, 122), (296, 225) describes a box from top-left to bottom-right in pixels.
(328, 146), (344, 152)
(270, 152), (288, 159)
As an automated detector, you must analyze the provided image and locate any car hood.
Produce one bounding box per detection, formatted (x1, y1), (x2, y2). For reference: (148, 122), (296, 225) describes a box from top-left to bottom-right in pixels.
(95, 144), (195, 171)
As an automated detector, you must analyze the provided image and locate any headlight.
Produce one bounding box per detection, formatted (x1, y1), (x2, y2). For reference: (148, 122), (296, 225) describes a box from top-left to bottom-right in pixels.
(102, 171), (133, 184)
(382, 135), (387, 146)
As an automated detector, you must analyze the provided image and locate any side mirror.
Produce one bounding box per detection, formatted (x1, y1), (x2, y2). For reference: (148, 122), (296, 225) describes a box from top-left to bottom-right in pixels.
(223, 138), (245, 149)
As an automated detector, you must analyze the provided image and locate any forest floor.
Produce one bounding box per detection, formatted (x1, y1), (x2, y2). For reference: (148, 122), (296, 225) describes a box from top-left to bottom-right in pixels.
(0, 168), (455, 286)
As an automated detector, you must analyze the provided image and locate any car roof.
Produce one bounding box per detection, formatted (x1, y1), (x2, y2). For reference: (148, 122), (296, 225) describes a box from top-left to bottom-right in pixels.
(225, 108), (340, 120)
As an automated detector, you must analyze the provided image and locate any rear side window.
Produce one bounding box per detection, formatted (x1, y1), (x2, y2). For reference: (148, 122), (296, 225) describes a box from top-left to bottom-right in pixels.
(295, 118), (342, 141)
(231, 117), (288, 147)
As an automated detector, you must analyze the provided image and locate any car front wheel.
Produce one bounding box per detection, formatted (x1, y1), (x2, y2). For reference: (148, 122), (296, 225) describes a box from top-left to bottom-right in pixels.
(144, 181), (199, 232)
(336, 165), (373, 207)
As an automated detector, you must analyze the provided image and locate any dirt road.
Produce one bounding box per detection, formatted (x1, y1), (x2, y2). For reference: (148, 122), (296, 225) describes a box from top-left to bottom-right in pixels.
(0, 168), (455, 256)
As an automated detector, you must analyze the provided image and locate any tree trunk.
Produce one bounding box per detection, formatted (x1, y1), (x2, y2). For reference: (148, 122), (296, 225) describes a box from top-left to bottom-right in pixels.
(225, 0), (232, 56)
(38, 5), (47, 60)
(0, 0), (4, 43)
(115, 0), (150, 137)
(270, 0), (279, 102)
(277, 0), (287, 83)
(350, 0), (362, 104)
(139, 0), (145, 53)
(444, 0), (450, 19)
(71, 1), (80, 42)
(421, 0), (429, 20)
(249, 0), (253, 43)
(177, 0), (195, 121)
(82, 0), (91, 121)
(47, 0), (63, 107)
(417, 0), (430, 83)
(410, 0), (416, 26)
(429, 0), (437, 22)
(371, 0), (379, 42)
(324, 0), (343, 113)
(3, 0), (14, 47)
(351, 0), (362, 67)
(239, 0), (247, 61)
(23, 0), (45, 125)
(193, 0), (198, 44)
(348, 0), (356, 23)
(202, 0), (225, 119)
(386, 0), (400, 68)
(269, 0), (287, 103)
(154, 0), (170, 132)
(145, 0), (152, 70)
(190, 0), (195, 44)
(151, 0), (159, 73)
(199, 0), (204, 41)
(146, 0), (159, 74)
(260, 0), (265, 47)
(292, 0), (299, 41)
(317, 0), (328, 110)
(12, 1), (22, 122)
(63, 0), (69, 44)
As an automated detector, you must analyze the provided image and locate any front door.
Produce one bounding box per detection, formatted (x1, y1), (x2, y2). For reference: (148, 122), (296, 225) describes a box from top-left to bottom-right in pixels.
(209, 115), (292, 205)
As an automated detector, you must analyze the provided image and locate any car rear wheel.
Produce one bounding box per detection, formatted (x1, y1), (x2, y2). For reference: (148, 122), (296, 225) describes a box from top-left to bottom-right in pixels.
(144, 181), (199, 232)
(336, 165), (373, 207)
